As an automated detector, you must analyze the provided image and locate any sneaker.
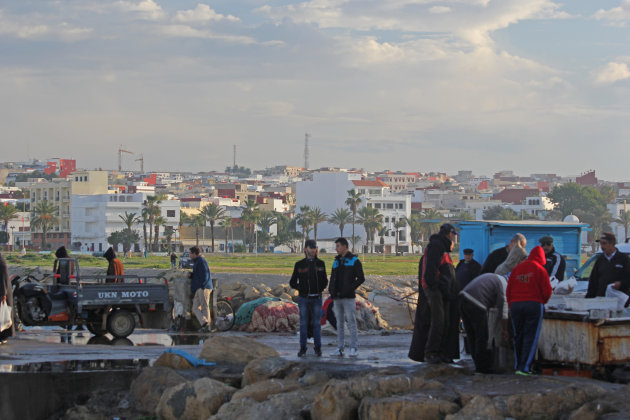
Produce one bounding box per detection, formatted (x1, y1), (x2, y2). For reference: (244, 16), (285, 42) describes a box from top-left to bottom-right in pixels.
(0, 339), (7, 345)
(330, 348), (344, 357)
(515, 370), (532, 376)
(314, 347), (322, 357)
(297, 348), (307, 357)
(348, 348), (358, 357)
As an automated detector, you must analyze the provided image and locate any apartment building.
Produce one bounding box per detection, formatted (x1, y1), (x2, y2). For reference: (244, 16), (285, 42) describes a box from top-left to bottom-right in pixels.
(28, 177), (72, 249)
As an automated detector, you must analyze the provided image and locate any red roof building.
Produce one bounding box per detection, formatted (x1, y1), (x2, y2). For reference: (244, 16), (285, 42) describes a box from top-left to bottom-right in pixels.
(493, 189), (540, 205)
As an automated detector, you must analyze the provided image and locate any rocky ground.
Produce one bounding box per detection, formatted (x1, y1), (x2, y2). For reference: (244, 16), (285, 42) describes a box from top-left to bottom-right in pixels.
(60, 335), (630, 420)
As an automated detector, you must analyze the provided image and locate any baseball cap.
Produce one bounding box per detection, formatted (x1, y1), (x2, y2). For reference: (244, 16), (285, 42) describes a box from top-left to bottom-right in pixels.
(596, 232), (616, 244)
(439, 223), (458, 235)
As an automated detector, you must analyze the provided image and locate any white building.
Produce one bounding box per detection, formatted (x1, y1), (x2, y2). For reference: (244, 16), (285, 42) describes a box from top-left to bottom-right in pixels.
(6, 211), (31, 250)
(71, 192), (180, 253)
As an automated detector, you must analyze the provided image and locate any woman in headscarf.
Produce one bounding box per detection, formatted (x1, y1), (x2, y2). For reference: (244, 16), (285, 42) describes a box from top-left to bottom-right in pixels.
(0, 252), (14, 344)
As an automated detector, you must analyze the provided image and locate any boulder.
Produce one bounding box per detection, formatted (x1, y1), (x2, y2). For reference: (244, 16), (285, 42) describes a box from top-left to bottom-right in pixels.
(359, 393), (460, 420)
(272, 283), (289, 296)
(311, 373), (440, 420)
(279, 292), (294, 301)
(156, 377), (236, 420)
(232, 378), (302, 402)
(199, 336), (279, 364)
(243, 286), (261, 301)
(445, 395), (506, 420)
(211, 386), (322, 420)
(153, 352), (193, 370)
(130, 367), (188, 414)
(242, 356), (299, 386)
(63, 406), (107, 420)
(504, 383), (606, 420)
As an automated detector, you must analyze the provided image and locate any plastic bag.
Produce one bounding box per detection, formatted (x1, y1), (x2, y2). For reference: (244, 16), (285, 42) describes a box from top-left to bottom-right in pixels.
(0, 301), (12, 331)
(553, 278), (577, 295)
(605, 283), (629, 310)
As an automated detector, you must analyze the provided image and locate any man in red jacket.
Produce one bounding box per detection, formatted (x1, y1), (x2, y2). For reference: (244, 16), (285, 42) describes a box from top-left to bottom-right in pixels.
(506, 246), (552, 375)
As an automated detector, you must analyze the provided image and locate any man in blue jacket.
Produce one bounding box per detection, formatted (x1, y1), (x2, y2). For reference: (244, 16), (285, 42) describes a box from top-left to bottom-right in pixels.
(328, 237), (365, 357)
(188, 246), (213, 332)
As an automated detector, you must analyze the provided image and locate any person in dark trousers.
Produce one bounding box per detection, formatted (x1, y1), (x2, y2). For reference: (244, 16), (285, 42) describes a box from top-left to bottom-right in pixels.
(506, 246), (552, 375)
(456, 248), (482, 290)
(170, 252), (177, 269)
(0, 252), (14, 345)
(586, 232), (630, 300)
(459, 273), (509, 373)
(290, 240), (328, 357)
(481, 234), (527, 274)
(188, 246), (213, 332)
(539, 236), (566, 280)
(328, 237), (365, 357)
(409, 223), (459, 364)
(104, 247), (124, 283)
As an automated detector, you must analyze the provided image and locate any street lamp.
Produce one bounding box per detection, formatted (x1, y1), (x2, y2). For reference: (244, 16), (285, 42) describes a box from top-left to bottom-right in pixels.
(10, 226), (14, 252)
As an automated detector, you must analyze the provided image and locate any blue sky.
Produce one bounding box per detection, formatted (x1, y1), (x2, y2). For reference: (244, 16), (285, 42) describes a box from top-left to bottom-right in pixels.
(1, 1), (629, 180)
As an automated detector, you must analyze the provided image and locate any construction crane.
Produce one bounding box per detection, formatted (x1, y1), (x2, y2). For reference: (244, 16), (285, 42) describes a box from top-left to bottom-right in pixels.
(135, 154), (144, 174)
(118, 145), (133, 172)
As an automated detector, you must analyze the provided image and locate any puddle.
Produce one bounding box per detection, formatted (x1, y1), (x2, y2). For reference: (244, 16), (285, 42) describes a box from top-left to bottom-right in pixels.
(0, 358), (149, 373)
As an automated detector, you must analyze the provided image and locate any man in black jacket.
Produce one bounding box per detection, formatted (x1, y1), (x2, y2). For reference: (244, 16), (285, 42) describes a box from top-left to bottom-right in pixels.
(481, 233), (527, 274)
(586, 233), (630, 301)
(539, 236), (566, 280)
(328, 237), (365, 357)
(456, 248), (482, 290)
(290, 240), (328, 357)
(409, 223), (459, 364)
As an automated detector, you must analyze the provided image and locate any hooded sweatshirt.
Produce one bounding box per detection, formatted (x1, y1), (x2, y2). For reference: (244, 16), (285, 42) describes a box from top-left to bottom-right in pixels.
(506, 246), (552, 306)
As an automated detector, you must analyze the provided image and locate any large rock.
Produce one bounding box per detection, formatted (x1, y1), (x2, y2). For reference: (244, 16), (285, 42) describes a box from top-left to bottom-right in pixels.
(169, 277), (192, 318)
(243, 285), (261, 301)
(130, 367), (188, 414)
(242, 356), (300, 386)
(211, 386), (322, 420)
(504, 383), (606, 420)
(199, 335), (279, 364)
(445, 395), (506, 420)
(153, 352), (193, 370)
(156, 377), (236, 420)
(359, 393), (460, 420)
(232, 378), (303, 402)
(311, 373), (441, 420)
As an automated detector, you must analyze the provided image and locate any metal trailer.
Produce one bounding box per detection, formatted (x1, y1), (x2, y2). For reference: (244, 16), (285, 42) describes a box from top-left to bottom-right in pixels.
(537, 310), (630, 376)
(457, 220), (590, 278)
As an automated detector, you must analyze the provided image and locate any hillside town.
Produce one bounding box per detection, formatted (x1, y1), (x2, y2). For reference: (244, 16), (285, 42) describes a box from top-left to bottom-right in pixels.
(0, 156), (628, 256)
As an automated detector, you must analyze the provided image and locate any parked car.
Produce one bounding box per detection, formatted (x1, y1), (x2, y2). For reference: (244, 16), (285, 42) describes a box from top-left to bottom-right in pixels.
(573, 242), (630, 293)
(179, 250), (193, 269)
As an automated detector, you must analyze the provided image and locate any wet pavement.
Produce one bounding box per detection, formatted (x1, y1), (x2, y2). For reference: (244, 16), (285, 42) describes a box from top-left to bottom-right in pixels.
(0, 327), (442, 372)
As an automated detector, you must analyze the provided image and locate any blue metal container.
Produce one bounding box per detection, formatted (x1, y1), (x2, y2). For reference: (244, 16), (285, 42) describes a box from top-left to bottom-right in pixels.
(457, 220), (590, 277)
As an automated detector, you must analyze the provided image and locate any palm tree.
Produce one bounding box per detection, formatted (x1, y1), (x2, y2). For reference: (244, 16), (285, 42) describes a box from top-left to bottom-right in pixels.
(141, 207), (150, 255)
(615, 210), (630, 242)
(143, 194), (164, 251)
(295, 208), (313, 246)
(241, 200), (260, 252)
(118, 211), (140, 253)
(345, 190), (363, 251)
(257, 211), (278, 252)
(329, 208), (352, 237)
(153, 215), (167, 251)
(200, 203), (225, 253)
(419, 209), (442, 242)
(31, 200), (59, 250)
(190, 214), (206, 247)
(308, 207), (328, 242)
(358, 206), (383, 253)
(403, 215), (423, 254)
(221, 216), (233, 253)
(0, 204), (19, 244)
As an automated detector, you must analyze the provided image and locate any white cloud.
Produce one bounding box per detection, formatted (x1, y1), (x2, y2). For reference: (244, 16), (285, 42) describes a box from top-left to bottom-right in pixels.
(594, 0), (630, 26)
(159, 25), (255, 44)
(174, 3), (240, 24)
(0, 11), (92, 41)
(429, 6), (451, 14)
(115, 0), (165, 21)
(596, 61), (630, 84)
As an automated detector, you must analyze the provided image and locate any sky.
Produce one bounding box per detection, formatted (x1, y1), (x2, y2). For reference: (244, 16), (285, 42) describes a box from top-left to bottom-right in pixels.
(1, 0), (630, 180)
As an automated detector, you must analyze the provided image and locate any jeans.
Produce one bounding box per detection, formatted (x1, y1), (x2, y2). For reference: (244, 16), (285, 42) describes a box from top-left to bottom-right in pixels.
(333, 298), (358, 350)
(298, 296), (322, 349)
(511, 301), (544, 373)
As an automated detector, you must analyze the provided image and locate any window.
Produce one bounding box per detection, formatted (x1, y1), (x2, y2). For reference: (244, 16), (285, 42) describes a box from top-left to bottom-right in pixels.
(167, 210), (175, 217)
(385, 217), (389, 223)
(375, 203), (381, 209)
(386, 203), (394, 209)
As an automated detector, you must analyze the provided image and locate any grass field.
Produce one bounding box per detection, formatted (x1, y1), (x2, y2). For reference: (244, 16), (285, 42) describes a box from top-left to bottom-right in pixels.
(3, 251), (429, 276)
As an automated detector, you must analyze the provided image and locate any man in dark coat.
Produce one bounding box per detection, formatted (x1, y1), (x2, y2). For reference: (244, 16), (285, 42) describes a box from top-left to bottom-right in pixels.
(290, 239), (328, 357)
(409, 223), (459, 364)
(456, 248), (482, 290)
(0, 252), (14, 344)
(481, 233), (527, 274)
(586, 233), (630, 301)
(539, 236), (566, 281)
